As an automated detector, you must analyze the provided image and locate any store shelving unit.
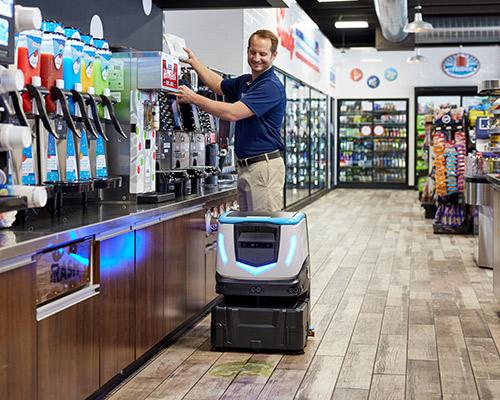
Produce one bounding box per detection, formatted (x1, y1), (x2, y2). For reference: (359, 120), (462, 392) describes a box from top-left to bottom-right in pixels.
(414, 87), (489, 200)
(337, 98), (409, 188)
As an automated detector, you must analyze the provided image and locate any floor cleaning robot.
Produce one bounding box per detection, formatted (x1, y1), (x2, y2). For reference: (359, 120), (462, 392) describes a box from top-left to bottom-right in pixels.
(211, 211), (311, 353)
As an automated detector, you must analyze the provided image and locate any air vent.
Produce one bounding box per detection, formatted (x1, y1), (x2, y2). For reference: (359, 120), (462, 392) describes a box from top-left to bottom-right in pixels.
(416, 16), (500, 44)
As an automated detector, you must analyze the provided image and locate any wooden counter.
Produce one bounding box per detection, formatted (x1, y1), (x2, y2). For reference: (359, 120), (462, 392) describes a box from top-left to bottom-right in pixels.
(0, 186), (237, 400)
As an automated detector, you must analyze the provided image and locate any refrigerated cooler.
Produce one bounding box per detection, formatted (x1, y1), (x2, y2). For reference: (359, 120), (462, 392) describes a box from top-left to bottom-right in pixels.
(280, 73), (329, 208)
(310, 89), (328, 193)
(337, 99), (409, 187)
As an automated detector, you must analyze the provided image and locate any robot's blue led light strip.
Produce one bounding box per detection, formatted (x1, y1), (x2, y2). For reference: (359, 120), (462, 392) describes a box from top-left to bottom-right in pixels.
(218, 233), (228, 264)
(285, 235), (297, 267)
(235, 261), (277, 276)
(218, 212), (305, 225)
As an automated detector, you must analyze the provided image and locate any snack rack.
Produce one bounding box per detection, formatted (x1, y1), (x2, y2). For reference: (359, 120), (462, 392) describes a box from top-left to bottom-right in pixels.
(431, 107), (473, 234)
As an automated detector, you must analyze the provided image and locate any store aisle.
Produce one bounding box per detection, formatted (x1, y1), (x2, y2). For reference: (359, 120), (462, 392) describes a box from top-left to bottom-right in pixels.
(107, 189), (500, 400)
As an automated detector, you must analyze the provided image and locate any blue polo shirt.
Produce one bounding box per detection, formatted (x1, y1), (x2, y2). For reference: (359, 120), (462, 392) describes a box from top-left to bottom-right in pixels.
(221, 67), (286, 159)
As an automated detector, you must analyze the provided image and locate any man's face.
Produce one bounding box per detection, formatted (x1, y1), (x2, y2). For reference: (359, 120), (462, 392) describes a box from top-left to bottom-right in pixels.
(247, 36), (277, 74)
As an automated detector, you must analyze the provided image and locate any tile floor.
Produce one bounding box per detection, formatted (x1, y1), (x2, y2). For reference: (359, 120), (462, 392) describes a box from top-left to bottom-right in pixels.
(107, 189), (500, 400)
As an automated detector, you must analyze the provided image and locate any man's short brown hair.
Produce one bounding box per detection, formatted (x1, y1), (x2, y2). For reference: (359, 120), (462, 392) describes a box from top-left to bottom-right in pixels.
(248, 29), (279, 53)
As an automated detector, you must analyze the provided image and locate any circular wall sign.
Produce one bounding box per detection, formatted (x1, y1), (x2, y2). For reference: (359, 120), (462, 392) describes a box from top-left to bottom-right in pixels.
(350, 68), (363, 82)
(442, 53), (480, 79)
(367, 75), (380, 89)
(384, 67), (398, 82)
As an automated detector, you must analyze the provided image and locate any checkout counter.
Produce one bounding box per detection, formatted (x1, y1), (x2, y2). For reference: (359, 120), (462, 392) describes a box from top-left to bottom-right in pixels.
(488, 174), (500, 299)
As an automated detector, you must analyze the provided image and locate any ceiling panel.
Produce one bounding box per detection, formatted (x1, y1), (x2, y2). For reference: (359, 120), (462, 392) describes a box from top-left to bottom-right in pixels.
(297, 0), (500, 48)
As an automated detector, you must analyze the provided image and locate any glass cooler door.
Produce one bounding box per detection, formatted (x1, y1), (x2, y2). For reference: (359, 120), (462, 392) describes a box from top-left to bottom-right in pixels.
(310, 89), (328, 193)
(372, 100), (408, 184)
(338, 100), (374, 183)
(285, 78), (310, 207)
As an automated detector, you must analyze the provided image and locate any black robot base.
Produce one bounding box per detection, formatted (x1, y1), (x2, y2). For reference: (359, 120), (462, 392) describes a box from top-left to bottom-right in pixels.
(210, 296), (310, 354)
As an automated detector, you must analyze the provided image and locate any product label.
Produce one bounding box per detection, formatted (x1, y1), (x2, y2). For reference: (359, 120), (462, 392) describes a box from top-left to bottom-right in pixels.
(27, 33), (42, 68)
(0, 18), (9, 46)
(66, 131), (78, 182)
(21, 145), (36, 184)
(95, 135), (107, 178)
(46, 134), (59, 182)
(71, 43), (83, 75)
(101, 52), (111, 81)
(83, 48), (95, 78)
(78, 130), (91, 180)
(0, 0), (13, 18)
(53, 37), (65, 70)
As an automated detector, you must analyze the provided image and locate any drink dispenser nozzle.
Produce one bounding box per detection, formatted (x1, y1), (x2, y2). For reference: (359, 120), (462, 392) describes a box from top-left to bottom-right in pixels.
(84, 86), (107, 140)
(100, 88), (127, 139)
(26, 76), (58, 139)
(50, 79), (80, 138)
(0, 67), (30, 128)
(71, 83), (98, 139)
(0, 67), (23, 117)
(14, 5), (42, 32)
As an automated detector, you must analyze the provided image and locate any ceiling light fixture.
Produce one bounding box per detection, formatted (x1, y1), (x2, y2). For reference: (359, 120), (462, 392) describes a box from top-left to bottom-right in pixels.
(404, 5), (434, 33)
(407, 47), (427, 63)
(360, 58), (383, 63)
(335, 20), (369, 29)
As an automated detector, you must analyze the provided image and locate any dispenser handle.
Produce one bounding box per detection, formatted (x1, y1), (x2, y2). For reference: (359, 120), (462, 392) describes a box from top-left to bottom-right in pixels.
(49, 86), (80, 139)
(84, 94), (108, 141)
(9, 91), (29, 127)
(25, 84), (59, 139)
(100, 94), (127, 139)
(71, 90), (98, 139)
(0, 93), (14, 117)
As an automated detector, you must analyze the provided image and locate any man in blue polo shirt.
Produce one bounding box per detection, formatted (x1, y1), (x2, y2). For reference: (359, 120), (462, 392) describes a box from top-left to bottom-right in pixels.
(176, 29), (286, 211)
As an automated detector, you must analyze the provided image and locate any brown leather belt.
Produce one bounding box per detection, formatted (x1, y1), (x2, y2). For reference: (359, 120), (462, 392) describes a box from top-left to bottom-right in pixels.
(237, 150), (282, 168)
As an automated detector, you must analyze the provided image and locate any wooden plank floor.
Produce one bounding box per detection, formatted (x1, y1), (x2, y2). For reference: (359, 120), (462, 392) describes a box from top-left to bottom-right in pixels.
(107, 189), (500, 400)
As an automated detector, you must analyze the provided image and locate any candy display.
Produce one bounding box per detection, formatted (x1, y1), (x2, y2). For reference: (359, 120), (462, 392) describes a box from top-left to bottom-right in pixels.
(415, 93), (488, 201)
(430, 107), (471, 233)
(434, 204), (466, 228)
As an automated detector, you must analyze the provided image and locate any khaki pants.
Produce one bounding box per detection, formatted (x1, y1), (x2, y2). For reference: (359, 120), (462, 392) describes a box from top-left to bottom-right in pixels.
(237, 156), (285, 212)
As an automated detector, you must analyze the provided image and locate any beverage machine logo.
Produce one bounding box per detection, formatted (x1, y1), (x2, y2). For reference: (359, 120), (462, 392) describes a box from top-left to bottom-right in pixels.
(442, 53), (480, 79)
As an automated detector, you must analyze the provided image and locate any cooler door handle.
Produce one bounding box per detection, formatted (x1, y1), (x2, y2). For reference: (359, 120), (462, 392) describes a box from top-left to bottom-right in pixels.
(50, 87), (81, 138)
(100, 94), (127, 139)
(36, 284), (100, 321)
(71, 90), (99, 139)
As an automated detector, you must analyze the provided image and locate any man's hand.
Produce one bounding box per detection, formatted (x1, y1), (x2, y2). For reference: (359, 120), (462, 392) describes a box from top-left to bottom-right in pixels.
(183, 47), (198, 67)
(176, 85), (198, 105)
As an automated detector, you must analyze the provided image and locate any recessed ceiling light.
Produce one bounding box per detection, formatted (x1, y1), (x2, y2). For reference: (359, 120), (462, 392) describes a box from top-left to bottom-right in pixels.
(335, 21), (369, 29)
(360, 58), (382, 63)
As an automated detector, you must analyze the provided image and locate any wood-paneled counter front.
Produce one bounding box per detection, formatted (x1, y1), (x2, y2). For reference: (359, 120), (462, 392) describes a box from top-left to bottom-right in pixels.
(0, 185), (237, 400)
